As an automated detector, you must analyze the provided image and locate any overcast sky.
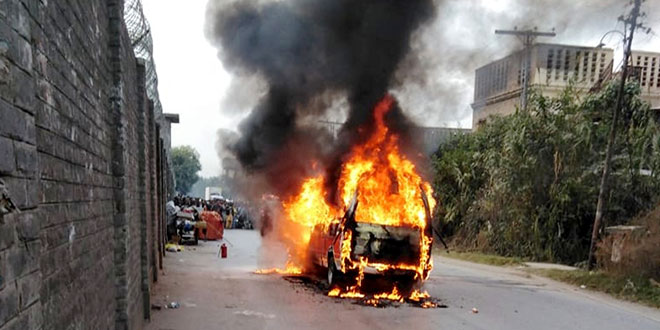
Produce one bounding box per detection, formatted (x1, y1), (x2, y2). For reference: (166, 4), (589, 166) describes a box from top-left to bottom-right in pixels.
(142, 0), (660, 178)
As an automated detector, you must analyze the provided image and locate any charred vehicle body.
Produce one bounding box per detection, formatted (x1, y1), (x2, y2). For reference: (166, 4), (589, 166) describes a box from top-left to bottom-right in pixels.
(309, 189), (434, 288)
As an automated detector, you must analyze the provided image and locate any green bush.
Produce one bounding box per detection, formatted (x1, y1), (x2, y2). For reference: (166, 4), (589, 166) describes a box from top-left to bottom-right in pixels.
(433, 81), (660, 264)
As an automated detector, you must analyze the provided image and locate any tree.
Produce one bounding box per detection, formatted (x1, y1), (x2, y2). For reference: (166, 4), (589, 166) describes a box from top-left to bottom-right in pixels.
(171, 146), (202, 195)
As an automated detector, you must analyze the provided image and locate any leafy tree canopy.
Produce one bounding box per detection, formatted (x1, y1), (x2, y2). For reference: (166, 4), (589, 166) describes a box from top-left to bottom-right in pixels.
(172, 145), (202, 195)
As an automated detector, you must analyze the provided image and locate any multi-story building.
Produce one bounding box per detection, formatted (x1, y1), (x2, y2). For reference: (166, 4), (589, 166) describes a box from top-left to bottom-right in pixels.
(471, 43), (660, 127)
(630, 50), (660, 111)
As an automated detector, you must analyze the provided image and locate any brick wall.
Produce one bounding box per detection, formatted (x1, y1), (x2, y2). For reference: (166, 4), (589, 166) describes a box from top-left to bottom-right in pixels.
(0, 1), (167, 329)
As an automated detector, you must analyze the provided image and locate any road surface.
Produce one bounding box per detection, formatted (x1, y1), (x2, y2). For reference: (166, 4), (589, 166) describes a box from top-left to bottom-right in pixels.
(145, 230), (660, 330)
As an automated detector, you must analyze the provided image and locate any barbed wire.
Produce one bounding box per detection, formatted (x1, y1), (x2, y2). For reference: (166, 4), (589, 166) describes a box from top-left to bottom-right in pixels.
(124, 0), (163, 120)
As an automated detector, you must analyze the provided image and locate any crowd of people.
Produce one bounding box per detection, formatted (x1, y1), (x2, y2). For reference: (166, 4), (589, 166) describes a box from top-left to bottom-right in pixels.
(170, 195), (255, 230)
(164, 195), (256, 245)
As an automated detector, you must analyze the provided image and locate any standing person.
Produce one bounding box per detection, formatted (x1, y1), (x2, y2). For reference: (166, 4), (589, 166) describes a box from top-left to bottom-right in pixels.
(219, 201), (228, 228)
(259, 208), (272, 237)
(193, 199), (203, 215)
(225, 207), (233, 229)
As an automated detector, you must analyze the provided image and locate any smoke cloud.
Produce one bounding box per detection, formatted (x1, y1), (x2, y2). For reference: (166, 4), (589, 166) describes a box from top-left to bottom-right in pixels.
(204, 0), (659, 268)
(206, 0), (660, 199)
(393, 0), (660, 127)
(206, 0), (437, 199)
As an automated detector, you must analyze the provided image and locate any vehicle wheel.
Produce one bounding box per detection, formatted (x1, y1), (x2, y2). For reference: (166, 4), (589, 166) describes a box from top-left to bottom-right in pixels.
(327, 253), (339, 285)
(397, 274), (421, 296)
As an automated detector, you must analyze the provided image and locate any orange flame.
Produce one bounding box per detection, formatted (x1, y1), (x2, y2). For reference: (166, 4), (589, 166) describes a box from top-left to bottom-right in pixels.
(270, 94), (436, 299)
(282, 176), (336, 245)
(254, 261), (303, 275)
(373, 286), (404, 302)
(408, 289), (431, 302)
(338, 95), (435, 228)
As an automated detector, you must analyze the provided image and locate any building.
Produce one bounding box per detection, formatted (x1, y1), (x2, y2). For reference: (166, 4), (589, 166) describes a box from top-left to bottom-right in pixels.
(629, 50), (660, 111)
(472, 43), (615, 127)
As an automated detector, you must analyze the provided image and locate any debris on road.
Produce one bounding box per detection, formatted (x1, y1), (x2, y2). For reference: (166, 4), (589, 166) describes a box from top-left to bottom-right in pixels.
(279, 274), (446, 309)
(233, 310), (276, 319)
(183, 302), (197, 308)
(165, 243), (183, 252)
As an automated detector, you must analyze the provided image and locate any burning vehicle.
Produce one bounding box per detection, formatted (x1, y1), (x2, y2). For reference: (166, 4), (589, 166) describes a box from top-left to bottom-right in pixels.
(309, 188), (433, 289)
(269, 96), (437, 302)
(208, 0), (440, 305)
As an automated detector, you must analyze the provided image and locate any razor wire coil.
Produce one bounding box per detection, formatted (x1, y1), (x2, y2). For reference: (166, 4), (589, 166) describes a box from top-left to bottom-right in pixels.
(124, 0), (163, 119)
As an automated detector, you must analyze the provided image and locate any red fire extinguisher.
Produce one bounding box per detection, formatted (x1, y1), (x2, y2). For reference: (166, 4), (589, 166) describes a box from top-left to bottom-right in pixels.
(220, 243), (227, 258)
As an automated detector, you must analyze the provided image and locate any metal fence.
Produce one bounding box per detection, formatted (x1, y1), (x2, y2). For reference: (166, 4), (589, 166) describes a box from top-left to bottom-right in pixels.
(124, 0), (163, 119)
(124, 0), (177, 195)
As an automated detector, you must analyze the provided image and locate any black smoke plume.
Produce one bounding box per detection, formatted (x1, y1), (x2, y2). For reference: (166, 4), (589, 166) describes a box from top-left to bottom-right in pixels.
(207, 0), (436, 199)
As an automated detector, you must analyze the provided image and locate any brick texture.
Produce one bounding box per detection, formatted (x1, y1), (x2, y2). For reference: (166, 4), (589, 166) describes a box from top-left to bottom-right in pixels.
(0, 1), (169, 330)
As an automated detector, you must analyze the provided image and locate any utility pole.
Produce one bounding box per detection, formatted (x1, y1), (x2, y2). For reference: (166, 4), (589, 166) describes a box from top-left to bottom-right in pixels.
(588, 0), (642, 269)
(495, 28), (556, 111)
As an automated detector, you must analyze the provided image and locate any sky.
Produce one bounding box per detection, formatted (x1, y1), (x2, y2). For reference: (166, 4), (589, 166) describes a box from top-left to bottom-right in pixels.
(142, 0), (660, 178)
(142, 0), (237, 177)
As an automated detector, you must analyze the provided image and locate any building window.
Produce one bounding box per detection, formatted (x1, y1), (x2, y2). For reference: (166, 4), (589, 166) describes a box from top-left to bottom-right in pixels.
(641, 57), (648, 87)
(582, 51), (589, 81)
(547, 49), (554, 81)
(590, 53), (598, 82)
(642, 66), (647, 87)
(656, 57), (660, 87)
(653, 57), (659, 88)
(556, 49), (562, 80)
(563, 50), (570, 81)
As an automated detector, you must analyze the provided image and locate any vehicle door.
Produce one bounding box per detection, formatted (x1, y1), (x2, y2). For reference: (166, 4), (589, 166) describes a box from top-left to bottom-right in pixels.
(310, 224), (323, 265)
(326, 220), (342, 267)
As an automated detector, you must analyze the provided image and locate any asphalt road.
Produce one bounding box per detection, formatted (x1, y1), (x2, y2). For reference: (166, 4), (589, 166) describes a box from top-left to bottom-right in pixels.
(145, 230), (660, 330)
